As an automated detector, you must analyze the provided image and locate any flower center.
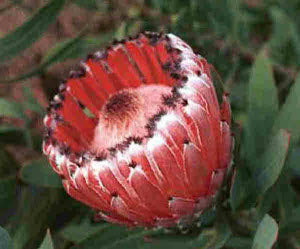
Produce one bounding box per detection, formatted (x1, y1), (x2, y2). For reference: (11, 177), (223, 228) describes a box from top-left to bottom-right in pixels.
(103, 90), (141, 121)
(91, 84), (172, 153)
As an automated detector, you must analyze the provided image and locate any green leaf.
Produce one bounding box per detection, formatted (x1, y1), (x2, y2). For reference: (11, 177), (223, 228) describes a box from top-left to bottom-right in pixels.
(225, 236), (252, 249)
(276, 172), (297, 223)
(0, 226), (12, 249)
(273, 73), (300, 143)
(38, 230), (54, 249)
(0, 148), (19, 176)
(20, 158), (62, 188)
(0, 176), (17, 212)
(256, 186), (277, 219)
(252, 214), (278, 249)
(12, 188), (64, 249)
(42, 33), (113, 64)
(0, 99), (25, 120)
(0, 0), (66, 63)
(228, 0), (242, 42)
(269, 7), (293, 50)
(268, 7), (300, 64)
(279, 205), (300, 237)
(0, 125), (22, 134)
(141, 234), (195, 249)
(71, 226), (158, 249)
(246, 50), (278, 169)
(230, 167), (251, 211)
(198, 208), (217, 227)
(192, 222), (231, 249)
(1, 31), (114, 83)
(253, 129), (290, 197)
(286, 147), (300, 177)
(114, 22), (126, 41)
(233, 130), (290, 207)
(1, 30), (84, 83)
(290, 23), (300, 63)
(60, 218), (110, 243)
(0, 126), (26, 146)
(22, 85), (45, 115)
(73, 0), (103, 10)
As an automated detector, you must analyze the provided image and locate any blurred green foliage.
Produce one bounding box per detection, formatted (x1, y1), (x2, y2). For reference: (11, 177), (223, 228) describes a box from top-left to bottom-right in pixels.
(0, 0), (299, 249)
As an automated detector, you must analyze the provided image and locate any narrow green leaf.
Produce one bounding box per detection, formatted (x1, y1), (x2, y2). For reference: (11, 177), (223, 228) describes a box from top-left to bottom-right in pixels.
(42, 33), (113, 64)
(273, 74), (300, 143)
(256, 186), (277, 219)
(198, 208), (217, 227)
(0, 0), (66, 63)
(252, 214), (278, 249)
(228, 0), (242, 42)
(279, 205), (300, 236)
(114, 22), (126, 40)
(1, 31), (115, 83)
(0, 126), (26, 146)
(1, 31), (84, 83)
(20, 158), (62, 188)
(269, 7), (293, 49)
(258, 170), (296, 221)
(71, 226), (158, 249)
(232, 129), (290, 211)
(268, 7), (300, 64)
(253, 129), (290, 196)
(38, 230), (54, 249)
(225, 236), (252, 249)
(22, 85), (45, 115)
(230, 167), (251, 211)
(0, 99), (25, 120)
(192, 222), (231, 249)
(0, 125), (22, 134)
(0, 148), (19, 176)
(60, 218), (110, 243)
(141, 234), (195, 249)
(0, 176), (17, 211)
(246, 50), (278, 168)
(286, 147), (300, 177)
(73, 0), (102, 10)
(276, 172), (297, 223)
(291, 24), (300, 63)
(0, 226), (12, 249)
(12, 189), (64, 249)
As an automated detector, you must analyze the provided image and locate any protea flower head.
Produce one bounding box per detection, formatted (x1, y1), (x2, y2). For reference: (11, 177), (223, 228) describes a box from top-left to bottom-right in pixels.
(43, 32), (232, 228)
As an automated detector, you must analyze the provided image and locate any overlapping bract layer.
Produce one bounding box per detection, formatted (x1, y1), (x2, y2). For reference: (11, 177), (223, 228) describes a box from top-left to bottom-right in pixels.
(43, 32), (231, 227)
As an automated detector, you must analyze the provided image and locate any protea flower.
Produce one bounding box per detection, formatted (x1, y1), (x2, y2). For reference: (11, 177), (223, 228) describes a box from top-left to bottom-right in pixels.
(43, 32), (232, 228)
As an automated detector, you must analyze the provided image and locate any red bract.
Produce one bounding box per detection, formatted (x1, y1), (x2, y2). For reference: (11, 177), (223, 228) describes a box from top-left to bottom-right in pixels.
(43, 32), (232, 228)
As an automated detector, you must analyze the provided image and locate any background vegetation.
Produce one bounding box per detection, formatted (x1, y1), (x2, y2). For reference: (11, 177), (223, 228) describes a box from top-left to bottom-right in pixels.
(0, 0), (299, 249)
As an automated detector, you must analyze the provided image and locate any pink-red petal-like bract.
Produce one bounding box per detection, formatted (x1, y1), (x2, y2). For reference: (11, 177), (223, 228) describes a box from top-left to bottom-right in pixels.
(43, 32), (232, 228)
